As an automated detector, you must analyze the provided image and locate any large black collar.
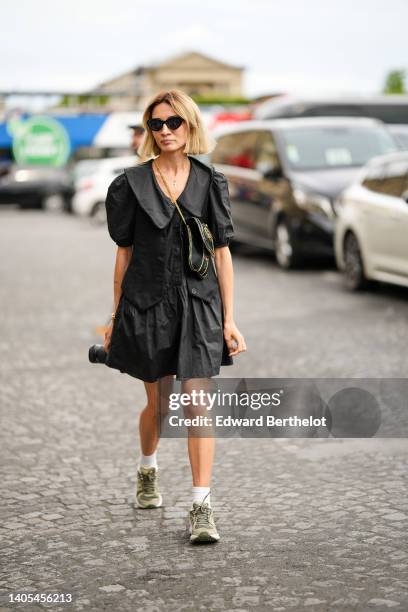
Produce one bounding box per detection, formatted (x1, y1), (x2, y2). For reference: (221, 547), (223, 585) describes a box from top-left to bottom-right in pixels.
(124, 155), (214, 230)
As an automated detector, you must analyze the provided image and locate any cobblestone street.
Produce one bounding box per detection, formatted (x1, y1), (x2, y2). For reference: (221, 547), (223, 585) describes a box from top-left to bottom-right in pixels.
(1, 209), (407, 611)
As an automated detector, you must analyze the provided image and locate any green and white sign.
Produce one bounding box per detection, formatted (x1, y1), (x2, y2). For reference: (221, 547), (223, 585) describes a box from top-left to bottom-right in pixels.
(10, 116), (70, 167)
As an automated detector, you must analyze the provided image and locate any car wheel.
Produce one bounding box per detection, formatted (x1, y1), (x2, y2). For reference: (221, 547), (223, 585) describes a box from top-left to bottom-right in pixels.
(91, 201), (107, 225)
(275, 220), (299, 269)
(343, 232), (368, 291)
(42, 193), (65, 213)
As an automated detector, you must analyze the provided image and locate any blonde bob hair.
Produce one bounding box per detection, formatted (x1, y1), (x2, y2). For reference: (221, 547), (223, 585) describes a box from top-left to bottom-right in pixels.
(138, 89), (215, 161)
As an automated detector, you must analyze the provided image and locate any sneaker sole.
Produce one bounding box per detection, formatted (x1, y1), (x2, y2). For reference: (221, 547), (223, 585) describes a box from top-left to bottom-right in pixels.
(190, 533), (220, 544)
(136, 494), (163, 509)
(190, 531), (220, 543)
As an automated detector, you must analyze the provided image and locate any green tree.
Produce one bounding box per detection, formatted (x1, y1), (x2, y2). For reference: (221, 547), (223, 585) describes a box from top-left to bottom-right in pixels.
(383, 69), (406, 94)
(192, 94), (250, 105)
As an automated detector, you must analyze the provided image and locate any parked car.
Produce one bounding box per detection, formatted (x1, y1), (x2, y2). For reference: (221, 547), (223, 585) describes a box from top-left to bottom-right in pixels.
(71, 155), (138, 223)
(210, 117), (399, 268)
(253, 94), (408, 128)
(334, 152), (408, 291)
(0, 164), (74, 211)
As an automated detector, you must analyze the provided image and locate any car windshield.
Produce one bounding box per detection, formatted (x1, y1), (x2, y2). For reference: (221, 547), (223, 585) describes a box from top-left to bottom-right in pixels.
(280, 126), (398, 170)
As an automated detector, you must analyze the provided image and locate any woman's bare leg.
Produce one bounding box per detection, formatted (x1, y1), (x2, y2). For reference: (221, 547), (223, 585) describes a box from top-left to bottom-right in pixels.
(188, 435), (214, 487)
(140, 374), (174, 455)
(182, 377), (215, 487)
(136, 375), (174, 509)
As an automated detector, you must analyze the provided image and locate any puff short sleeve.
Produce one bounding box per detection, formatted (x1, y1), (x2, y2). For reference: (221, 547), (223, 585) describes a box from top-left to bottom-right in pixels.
(207, 169), (234, 248)
(105, 173), (136, 247)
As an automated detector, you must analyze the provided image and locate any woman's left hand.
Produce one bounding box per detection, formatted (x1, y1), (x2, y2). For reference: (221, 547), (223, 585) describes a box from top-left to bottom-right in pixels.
(224, 321), (247, 357)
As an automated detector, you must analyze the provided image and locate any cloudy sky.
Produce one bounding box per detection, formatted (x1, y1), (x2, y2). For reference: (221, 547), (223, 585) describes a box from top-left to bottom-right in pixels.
(2, 0), (407, 103)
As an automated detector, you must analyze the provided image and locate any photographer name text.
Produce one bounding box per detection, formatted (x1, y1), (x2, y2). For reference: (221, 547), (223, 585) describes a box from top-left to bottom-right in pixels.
(168, 415), (327, 427)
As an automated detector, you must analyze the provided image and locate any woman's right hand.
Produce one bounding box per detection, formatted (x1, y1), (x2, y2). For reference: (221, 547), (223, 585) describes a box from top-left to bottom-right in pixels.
(104, 321), (114, 353)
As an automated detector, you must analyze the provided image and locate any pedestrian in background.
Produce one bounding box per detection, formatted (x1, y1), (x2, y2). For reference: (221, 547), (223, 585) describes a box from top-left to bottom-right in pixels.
(128, 123), (145, 158)
(104, 89), (246, 543)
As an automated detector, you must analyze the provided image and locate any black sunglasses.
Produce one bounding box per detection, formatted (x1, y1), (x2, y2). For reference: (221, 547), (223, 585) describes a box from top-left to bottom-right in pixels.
(147, 115), (184, 132)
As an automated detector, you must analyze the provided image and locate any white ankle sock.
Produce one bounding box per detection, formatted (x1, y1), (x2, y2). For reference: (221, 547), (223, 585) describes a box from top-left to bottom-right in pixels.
(192, 486), (211, 508)
(138, 451), (158, 470)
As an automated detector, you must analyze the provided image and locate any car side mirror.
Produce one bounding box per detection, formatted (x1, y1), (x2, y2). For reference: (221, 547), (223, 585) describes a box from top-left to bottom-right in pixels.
(264, 166), (283, 180)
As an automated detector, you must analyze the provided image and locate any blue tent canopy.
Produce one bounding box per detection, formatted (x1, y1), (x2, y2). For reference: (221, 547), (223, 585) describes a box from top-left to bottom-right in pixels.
(0, 113), (109, 152)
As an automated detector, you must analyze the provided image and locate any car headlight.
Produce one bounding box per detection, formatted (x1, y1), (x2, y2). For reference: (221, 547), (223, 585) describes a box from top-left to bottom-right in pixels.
(293, 188), (334, 219)
(14, 169), (33, 182)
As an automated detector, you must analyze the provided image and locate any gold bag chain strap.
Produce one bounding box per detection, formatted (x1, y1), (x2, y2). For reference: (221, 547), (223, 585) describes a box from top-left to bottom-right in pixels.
(153, 159), (214, 278)
(153, 159), (214, 251)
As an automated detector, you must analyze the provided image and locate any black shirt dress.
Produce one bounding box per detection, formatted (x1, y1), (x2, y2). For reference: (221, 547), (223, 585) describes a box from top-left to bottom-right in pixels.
(104, 155), (234, 383)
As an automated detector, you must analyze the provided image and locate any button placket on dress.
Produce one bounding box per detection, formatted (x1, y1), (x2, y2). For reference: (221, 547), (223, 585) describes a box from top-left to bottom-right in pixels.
(163, 208), (184, 288)
(173, 213), (184, 286)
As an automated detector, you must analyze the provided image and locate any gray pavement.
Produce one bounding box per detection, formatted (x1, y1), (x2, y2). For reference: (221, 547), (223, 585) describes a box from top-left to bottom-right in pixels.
(0, 208), (407, 611)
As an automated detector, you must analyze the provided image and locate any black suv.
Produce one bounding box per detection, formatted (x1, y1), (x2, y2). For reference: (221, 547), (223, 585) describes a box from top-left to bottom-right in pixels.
(210, 117), (399, 268)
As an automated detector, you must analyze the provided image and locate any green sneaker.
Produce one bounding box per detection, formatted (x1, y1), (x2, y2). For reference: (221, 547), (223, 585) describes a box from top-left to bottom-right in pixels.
(188, 492), (220, 543)
(136, 466), (162, 509)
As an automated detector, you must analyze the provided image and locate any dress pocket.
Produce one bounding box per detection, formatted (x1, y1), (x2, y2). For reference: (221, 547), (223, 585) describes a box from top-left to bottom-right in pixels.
(186, 282), (219, 304)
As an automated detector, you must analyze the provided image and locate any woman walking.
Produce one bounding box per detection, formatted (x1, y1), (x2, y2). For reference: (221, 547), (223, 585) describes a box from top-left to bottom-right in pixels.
(103, 89), (246, 543)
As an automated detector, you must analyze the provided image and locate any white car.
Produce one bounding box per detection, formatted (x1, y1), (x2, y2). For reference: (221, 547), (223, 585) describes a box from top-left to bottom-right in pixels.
(335, 151), (408, 290)
(71, 155), (138, 223)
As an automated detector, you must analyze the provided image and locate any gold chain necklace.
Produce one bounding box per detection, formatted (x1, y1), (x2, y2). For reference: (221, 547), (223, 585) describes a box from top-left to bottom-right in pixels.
(154, 158), (188, 189)
(153, 161), (187, 224)
(153, 159), (190, 203)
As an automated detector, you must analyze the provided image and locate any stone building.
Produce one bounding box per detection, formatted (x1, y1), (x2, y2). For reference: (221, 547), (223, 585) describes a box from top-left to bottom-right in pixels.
(89, 50), (245, 110)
